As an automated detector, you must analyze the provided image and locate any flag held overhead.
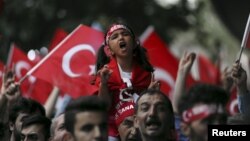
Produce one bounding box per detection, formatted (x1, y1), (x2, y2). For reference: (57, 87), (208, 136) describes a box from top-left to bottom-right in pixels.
(21, 24), (104, 98)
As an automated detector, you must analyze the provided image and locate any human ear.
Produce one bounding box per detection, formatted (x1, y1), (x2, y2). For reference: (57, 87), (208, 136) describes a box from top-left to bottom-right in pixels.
(107, 47), (114, 56)
(9, 122), (14, 131)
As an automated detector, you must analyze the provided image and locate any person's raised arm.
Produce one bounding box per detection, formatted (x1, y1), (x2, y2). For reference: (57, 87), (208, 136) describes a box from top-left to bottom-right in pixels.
(97, 65), (113, 109)
(220, 67), (234, 92)
(43, 86), (60, 118)
(173, 52), (196, 114)
(231, 61), (250, 116)
(231, 62), (248, 94)
(148, 73), (160, 90)
(0, 67), (21, 106)
(0, 68), (21, 122)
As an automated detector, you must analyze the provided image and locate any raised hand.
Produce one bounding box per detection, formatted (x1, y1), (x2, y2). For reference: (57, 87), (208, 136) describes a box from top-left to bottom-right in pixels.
(97, 65), (113, 85)
(0, 67), (21, 103)
(1, 67), (15, 94)
(173, 51), (196, 114)
(148, 72), (160, 90)
(231, 61), (247, 89)
(221, 67), (234, 91)
(178, 52), (196, 75)
(97, 65), (113, 109)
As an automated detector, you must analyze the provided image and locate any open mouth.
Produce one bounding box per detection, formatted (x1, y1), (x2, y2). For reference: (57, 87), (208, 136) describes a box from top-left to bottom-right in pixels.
(119, 42), (126, 48)
(146, 120), (161, 129)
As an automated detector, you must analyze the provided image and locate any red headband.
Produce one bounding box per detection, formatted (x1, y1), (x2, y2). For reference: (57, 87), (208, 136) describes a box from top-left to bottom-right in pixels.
(182, 104), (224, 123)
(105, 24), (131, 44)
(115, 101), (135, 126)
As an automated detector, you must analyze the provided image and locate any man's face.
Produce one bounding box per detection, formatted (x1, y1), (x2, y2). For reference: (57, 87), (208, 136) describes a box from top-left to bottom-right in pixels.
(51, 114), (68, 141)
(21, 124), (46, 141)
(188, 118), (208, 141)
(118, 115), (138, 141)
(188, 113), (227, 141)
(11, 113), (29, 141)
(73, 111), (108, 141)
(135, 93), (174, 138)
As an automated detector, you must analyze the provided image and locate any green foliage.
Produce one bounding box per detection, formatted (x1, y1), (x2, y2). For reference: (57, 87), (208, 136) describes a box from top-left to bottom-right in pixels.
(0, 0), (212, 61)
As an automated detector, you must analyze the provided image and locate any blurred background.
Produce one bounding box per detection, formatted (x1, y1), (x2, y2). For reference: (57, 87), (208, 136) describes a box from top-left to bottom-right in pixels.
(0, 0), (250, 67)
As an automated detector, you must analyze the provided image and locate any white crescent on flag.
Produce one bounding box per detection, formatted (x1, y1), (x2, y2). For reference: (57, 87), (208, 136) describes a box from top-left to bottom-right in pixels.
(62, 44), (96, 77)
(16, 60), (31, 78)
(28, 25), (103, 98)
(229, 99), (238, 115)
(154, 67), (175, 94)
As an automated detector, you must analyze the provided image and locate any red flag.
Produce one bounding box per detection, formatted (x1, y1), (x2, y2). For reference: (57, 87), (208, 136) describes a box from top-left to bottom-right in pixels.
(226, 87), (239, 115)
(140, 26), (195, 98)
(196, 54), (221, 84)
(49, 28), (68, 51)
(7, 44), (35, 77)
(30, 25), (103, 98)
(7, 44), (52, 104)
(0, 60), (4, 87)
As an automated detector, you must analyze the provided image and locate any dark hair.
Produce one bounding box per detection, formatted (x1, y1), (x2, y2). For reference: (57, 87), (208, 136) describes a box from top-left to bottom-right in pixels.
(95, 22), (154, 74)
(64, 96), (108, 134)
(9, 97), (45, 123)
(135, 89), (173, 114)
(22, 114), (51, 141)
(178, 83), (229, 116)
(0, 122), (9, 141)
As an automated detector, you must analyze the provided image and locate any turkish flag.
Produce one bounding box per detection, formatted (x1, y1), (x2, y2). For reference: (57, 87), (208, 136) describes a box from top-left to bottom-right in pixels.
(30, 25), (103, 98)
(0, 60), (4, 87)
(49, 28), (68, 51)
(140, 26), (195, 98)
(7, 44), (53, 104)
(196, 54), (221, 84)
(226, 87), (239, 115)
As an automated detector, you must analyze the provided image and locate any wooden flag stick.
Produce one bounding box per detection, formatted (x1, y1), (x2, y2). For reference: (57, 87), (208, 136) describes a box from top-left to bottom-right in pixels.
(237, 14), (250, 62)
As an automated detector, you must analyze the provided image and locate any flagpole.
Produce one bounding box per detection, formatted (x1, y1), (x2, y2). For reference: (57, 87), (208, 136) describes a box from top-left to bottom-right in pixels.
(7, 44), (14, 67)
(237, 14), (250, 62)
(237, 46), (244, 63)
(139, 26), (154, 43)
(18, 24), (83, 84)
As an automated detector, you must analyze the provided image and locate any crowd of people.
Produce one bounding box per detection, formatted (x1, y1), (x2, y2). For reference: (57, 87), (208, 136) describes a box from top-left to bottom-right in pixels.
(0, 22), (250, 141)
